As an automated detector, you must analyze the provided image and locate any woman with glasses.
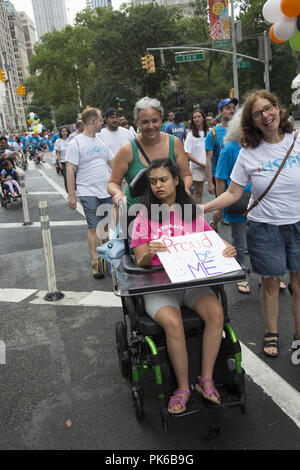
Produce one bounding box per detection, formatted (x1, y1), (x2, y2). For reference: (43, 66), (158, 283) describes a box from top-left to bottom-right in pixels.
(204, 89), (300, 359)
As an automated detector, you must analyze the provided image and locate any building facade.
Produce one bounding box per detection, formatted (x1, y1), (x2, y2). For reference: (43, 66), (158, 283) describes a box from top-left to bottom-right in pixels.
(0, 0), (27, 132)
(19, 11), (37, 63)
(32, 0), (68, 41)
(86, 0), (112, 9)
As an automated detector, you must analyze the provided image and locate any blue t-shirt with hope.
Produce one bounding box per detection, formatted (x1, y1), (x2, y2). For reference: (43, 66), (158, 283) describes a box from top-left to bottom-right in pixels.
(165, 122), (187, 143)
(215, 141), (251, 222)
(205, 125), (227, 177)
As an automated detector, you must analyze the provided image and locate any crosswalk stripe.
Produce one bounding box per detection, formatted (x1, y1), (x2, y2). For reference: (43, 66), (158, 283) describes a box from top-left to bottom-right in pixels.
(0, 289), (38, 303)
(0, 220), (86, 229)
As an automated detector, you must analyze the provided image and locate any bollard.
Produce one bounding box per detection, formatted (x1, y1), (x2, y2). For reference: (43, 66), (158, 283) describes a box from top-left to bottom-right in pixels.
(19, 174), (33, 226)
(38, 200), (64, 301)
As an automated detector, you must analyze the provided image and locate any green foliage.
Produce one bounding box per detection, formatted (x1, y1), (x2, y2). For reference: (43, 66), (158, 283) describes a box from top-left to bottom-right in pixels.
(26, 2), (299, 125)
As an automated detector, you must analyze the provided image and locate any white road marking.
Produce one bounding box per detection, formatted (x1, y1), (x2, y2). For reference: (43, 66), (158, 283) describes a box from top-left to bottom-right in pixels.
(241, 343), (300, 428)
(37, 167), (85, 217)
(0, 220), (86, 228)
(27, 191), (60, 195)
(0, 288), (38, 302)
(29, 290), (121, 307)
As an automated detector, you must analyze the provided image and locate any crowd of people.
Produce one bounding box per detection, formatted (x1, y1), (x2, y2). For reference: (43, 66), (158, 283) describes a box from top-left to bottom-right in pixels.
(1, 90), (299, 413)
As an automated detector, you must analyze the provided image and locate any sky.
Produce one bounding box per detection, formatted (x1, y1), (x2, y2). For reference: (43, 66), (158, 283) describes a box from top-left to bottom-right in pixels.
(10, 0), (125, 25)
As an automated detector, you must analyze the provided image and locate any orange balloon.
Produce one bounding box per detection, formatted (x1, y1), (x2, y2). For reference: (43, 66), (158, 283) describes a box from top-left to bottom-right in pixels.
(270, 24), (286, 43)
(280, 0), (300, 18)
(34, 132), (39, 136)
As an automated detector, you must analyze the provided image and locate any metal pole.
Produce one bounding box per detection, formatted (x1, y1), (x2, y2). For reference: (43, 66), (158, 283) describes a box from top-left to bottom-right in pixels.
(19, 174), (33, 226)
(230, 0), (239, 103)
(263, 31), (270, 92)
(38, 201), (64, 301)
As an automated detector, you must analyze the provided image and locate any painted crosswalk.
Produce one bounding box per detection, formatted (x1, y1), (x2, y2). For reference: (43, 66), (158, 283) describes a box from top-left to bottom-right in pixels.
(0, 288), (121, 307)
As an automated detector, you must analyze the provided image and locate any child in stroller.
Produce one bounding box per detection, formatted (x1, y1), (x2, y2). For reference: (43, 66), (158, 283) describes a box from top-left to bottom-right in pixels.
(1, 159), (21, 198)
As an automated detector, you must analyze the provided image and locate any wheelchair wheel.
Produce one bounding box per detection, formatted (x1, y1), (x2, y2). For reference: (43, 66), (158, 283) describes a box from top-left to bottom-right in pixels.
(132, 387), (144, 421)
(115, 321), (130, 377)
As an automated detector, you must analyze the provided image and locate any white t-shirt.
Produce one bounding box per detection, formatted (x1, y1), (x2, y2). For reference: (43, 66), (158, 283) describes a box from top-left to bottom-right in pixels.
(230, 132), (300, 225)
(184, 130), (206, 169)
(97, 127), (132, 156)
(55, 138), (69, 162)
(65, 133), (114, 198)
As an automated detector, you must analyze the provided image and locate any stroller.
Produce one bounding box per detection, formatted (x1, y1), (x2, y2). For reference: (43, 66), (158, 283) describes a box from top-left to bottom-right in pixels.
(109, 170), (247, 437)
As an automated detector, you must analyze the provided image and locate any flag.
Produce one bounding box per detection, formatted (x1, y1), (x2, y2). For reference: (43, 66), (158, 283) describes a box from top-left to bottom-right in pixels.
(209, 0), (231, 41)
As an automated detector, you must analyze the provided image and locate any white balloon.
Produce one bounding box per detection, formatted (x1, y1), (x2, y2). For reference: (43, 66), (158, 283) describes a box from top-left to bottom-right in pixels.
(36, 123), (43, 133)
(274, 17), (297, 41)
(262, 0), (285, 23)
(291, 73), (300, 89)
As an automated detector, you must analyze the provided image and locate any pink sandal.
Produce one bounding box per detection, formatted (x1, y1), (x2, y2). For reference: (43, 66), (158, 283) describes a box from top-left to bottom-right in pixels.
(195, 377), (221, 405)
(167, 389), (190, 415)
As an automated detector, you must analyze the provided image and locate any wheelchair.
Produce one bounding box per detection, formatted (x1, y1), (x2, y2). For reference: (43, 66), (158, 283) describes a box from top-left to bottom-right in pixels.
(110, 171), (247, 436)
(0, 180), (22, 208)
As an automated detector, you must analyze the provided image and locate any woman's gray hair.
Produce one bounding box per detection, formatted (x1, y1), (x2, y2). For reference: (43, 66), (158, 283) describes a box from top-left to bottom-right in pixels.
(224, 107), (243, 145)
(133, 96), (164, 120)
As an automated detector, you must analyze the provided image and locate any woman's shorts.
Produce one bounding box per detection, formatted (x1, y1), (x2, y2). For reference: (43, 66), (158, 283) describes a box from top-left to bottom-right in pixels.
(79, 196), (113, 228)
(191, 167), (207, 182)
(143, 286), (213, 320)
(247, 220), (300, 277)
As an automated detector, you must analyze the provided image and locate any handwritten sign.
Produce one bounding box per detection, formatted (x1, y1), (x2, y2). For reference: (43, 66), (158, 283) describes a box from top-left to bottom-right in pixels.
(157, 231), (241, 283)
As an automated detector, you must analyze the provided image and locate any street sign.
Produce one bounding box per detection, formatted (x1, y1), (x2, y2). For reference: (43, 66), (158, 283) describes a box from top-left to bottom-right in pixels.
(212, 39), (231, 49)
(237, 61), (251, 69)
(175, 53), (204, 63)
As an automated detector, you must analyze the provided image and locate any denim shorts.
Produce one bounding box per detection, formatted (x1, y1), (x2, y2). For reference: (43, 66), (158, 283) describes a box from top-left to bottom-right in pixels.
(79, 196), (112, 228)
(247, 220), (300, 277)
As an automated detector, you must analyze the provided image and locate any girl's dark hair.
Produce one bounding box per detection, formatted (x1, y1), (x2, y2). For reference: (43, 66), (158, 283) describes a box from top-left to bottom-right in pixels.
(240, 89), (293, 148)
(59, 127), (70, 138)
(140, 158), (199, 222)
(190, 109), (207, 138)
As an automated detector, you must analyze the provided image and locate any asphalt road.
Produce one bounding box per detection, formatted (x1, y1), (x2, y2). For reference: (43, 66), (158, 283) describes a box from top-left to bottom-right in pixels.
(0, 152), (299, 452)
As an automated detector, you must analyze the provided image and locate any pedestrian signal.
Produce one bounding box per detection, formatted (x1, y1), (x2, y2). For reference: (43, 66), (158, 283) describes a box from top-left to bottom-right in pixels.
(0, 69), (6, 82)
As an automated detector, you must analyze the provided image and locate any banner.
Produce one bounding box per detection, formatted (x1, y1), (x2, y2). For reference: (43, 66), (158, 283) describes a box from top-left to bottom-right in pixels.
(208, 0), (231, 41)
(157, 231), (241, 284)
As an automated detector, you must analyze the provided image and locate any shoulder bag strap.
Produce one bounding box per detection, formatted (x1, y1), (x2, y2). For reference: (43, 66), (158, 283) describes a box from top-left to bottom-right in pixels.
(243, 132), (298, 217)
(134, 138), (151, 165)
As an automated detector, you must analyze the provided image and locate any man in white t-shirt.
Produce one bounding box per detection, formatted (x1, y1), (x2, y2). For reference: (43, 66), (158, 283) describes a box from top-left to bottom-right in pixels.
(98, 108), (132, 156)
(66, 108), (114, 278)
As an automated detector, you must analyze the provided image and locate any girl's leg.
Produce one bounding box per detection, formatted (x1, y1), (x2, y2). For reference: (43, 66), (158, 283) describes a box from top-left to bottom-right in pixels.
(290, 272), (300, 340)
(260, 277), (280, 355)
(155, 306), (189, 395)
(192, 294), (223, 379)
(11, 179), (21, 194)
(193, 180), (204, 204)
(3, 180), (14, 193)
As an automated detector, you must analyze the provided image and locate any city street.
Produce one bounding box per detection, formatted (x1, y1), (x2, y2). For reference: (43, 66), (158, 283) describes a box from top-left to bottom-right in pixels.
(0, 152), (299, 451)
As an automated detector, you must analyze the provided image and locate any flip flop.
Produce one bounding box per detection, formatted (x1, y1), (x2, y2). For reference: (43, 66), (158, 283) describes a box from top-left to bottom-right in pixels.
(237, 280), (250, 294)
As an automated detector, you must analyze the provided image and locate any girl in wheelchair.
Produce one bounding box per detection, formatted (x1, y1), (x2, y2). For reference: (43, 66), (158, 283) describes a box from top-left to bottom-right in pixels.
(130, 158), (237, 414)
(1, 159), (21, 198)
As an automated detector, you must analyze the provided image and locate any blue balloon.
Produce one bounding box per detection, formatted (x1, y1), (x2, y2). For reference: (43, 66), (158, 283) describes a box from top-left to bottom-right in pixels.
(297, 16), (300, 32)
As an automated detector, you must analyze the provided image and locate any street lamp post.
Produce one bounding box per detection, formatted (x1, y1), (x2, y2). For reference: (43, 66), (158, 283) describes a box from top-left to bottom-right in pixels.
(230, 0), (239, 103)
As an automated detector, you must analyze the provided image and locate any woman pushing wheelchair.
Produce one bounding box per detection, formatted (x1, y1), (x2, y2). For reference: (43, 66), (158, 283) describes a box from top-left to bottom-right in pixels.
(129, 158), (237, 413)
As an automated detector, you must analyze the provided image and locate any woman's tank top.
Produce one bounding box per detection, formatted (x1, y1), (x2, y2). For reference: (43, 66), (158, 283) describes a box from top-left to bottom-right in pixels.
(125, 134), (176, 207)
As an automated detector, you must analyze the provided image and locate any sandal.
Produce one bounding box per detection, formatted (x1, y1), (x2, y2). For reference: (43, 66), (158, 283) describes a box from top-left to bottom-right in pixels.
(195, 377), (221, 405)
(167, 389), (190, 415)
(237, 280), (250, 294)
(262, 332), (279, 357)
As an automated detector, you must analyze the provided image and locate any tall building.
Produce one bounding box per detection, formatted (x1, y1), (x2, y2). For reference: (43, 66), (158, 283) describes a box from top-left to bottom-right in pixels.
(19, 11), (37, 63)
(86, 0), (112, 8)
(32, 0), (68, 41)
(0, 0), (27, 132)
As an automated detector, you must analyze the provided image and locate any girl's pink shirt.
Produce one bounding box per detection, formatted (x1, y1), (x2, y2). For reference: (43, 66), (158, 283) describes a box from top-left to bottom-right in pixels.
(130, 210), (213, 266)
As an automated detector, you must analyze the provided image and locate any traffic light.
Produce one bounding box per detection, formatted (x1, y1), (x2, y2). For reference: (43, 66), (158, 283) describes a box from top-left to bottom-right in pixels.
(147, 54), (155, 74)
(16, 85), (26, 96)
(229, 88), (235, 98)
(0, 68), (6, 82)
(141, 55), (149, 71)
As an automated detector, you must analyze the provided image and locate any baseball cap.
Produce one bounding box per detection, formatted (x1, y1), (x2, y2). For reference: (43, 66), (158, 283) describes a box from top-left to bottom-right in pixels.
(218, 98), (238, 111)
(105, 108), (119, 118)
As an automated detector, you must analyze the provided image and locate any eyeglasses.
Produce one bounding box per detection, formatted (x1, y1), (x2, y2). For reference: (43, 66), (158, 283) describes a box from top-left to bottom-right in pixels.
(252, 103), (275, 120)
